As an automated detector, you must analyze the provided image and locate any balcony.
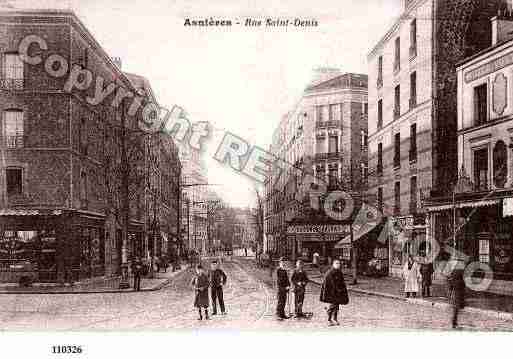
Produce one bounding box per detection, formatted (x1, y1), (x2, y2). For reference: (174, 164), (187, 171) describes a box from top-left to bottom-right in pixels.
(409, 45), (417, 59)
(0, 78), (24, 90)
(409, 97), (417, 110)
(316, 120), (341, 129)
(4, 134), (24, 149)
(393, 108), (400, 120)
(376, 76), (383, 89)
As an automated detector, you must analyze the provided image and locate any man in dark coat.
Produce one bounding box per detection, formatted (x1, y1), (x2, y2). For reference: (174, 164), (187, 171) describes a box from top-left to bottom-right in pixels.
(191, 264), (210, 320)
(131, 257), (143, 291)
(209, 260), (228, 315)
(276, 257), (290, 320)
(320, 259), (348, 326)
(420, 260), (434, 297)
(291, 259), (309, 318)
(447, 259), (466, 329)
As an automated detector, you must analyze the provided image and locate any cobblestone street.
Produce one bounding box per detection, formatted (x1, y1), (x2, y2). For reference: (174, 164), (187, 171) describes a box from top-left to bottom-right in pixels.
(0, 259), (511, 331)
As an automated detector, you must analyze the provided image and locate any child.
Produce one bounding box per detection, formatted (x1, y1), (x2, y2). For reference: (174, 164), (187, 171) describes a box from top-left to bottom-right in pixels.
(191, 264), (210, 320)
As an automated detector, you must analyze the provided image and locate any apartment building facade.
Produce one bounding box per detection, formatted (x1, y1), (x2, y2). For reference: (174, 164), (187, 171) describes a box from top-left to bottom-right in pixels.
(367, 0), (505, 277)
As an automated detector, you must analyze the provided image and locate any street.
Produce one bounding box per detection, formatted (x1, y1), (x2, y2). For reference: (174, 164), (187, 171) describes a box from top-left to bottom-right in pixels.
(0, 259), (511, 331)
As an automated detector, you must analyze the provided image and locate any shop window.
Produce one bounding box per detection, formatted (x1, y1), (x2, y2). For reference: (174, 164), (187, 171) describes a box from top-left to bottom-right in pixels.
(474, 83), (488, 126)
(493, 140), (507, 188)
(6, 167), (22, 195)
(473, 148), (489, 191)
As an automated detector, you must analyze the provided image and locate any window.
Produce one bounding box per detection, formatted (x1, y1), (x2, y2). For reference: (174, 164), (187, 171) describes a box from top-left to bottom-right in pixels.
(2, 53), (24, 89)
(394, 37), (400, 71)
(394, 85), (400, 119)
(479, 239), (490, 264)
(377, 99), (383, 129)
(409, 123), (417, 162)
(394, 133), (401, 168)
(377, 56), (383, 87)
(316, 165), (325, 180)
(364, 103), (368, 115)
(410, 19), (417, 57)
(328, 135), (338, 154)
(474, 148), (488, 191)
(474, 83), (488, 126)
(3, 109), (24, 148)
(316, 137), (324, 154)
(377, 142), (383, 175)
(493, 140), (507, 188)
(329, 104), (337, 121)
(410, 72), (417, 108)
(316, 105), (323, 122)
(394, 181), (401, 215)
(80, 170), (88, 207)
(410, 176), (417, 213)
(328, 166), (338, 188)
(6, 168), (22, 195)
(79, 118), (88, 155)
(377, 187), (383, 213)
(361, 130), (368, 150)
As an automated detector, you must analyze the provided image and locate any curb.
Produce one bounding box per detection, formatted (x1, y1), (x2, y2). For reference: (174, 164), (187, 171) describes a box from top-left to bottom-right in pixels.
(309, 278), (513, 322)
(0, 268), (186, 295)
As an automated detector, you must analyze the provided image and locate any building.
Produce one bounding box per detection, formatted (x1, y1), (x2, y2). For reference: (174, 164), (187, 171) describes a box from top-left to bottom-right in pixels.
(0, 9), (147, 282)
(125, 73), (182, 262)
(367, 0), (506, 277)
(426, 14), (513, 295)
(264, 71), (368, 262)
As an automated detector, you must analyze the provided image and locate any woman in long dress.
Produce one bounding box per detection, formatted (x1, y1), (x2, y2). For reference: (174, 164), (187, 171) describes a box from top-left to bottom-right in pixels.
(403, 255), (420, 298)
(191, 264), (210, 320)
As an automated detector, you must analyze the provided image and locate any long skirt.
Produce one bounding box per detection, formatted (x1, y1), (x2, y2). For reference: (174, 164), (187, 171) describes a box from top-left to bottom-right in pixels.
(194, 289), (209, 308)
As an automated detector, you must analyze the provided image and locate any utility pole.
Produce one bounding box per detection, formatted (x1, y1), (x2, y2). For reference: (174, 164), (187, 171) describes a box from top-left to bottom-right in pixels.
(119, 98), (130, 289)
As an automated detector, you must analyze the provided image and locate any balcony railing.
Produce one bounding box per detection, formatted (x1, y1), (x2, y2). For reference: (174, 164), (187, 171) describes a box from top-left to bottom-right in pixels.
(4, 134), (24, 149)
(393, 108), (400, 120)
(316, 120), (341, 129)
(409, 45), (417, 59)
(409, 97), (417, 110)
(0, 78), (24, 90)
(377, 76), (383, 89)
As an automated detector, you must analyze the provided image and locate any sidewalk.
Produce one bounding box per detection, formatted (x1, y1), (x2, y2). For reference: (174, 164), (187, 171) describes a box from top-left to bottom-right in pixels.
(304, 265), (513, 321)
(0, 266), (187, 294)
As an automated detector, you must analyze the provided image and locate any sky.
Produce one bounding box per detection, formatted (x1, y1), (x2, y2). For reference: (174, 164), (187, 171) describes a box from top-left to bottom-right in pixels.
(6, 0), (402, 207)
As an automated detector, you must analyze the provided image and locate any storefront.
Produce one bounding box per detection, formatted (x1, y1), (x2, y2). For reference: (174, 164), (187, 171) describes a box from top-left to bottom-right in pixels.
(388, 214), (426, 277)
(0, 209), (106, 283)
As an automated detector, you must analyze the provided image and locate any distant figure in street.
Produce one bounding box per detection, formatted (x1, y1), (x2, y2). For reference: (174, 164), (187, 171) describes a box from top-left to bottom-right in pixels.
(244, 247), (248, 257)
(209, 260), (227, 315)
(291, 259), (309, 318)
(320, 259), (348, 326)
(132, 257), (143, 291)
(191, 264), (210, 320)
(447, 258), (466, 329)
(420, 259), (434, 297)
(403, 255), (421, 298)
(276, 257), (290, 320)
(155, 256), (161, 273)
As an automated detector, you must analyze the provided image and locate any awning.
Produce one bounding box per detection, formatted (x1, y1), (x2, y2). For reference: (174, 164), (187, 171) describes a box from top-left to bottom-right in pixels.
(426, 199), (500, 212)
(334, 222), (378, 249)
(0, 209), (62, 216)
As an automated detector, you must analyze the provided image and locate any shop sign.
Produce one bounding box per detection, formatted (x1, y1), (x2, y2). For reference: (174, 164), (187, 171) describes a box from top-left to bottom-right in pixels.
(503, 198), (513, 217)
(464, 52), (513, 83)
(287, 224), (348, 234)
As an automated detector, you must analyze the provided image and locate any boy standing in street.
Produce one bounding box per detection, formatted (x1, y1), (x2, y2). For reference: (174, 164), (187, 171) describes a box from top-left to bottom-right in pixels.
(276, 257), (290, 320)
(291, 259), (309, 318)
(209, 260), (228, 315)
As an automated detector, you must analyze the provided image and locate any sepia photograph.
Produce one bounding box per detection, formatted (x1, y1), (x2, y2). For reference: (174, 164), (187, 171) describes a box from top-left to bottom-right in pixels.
(0, 0), (512, 357)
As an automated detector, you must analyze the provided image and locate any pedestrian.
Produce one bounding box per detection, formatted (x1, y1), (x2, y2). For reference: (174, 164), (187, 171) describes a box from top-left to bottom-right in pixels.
(132, 257), (143, 291)
(447, 258), (466, 329)
(276, 257), (290, 320)
(244, 247), (248, 257)
(161, 255), (168, 273)
(209, 260), (227, 315)
(291, 259), (309, 318)
(191, 264), (210, 320)
(403, 255), (421, 298)
(155, 256), (161, 273)
(420, 259), (434, 297)
(320, 258), (348, 326)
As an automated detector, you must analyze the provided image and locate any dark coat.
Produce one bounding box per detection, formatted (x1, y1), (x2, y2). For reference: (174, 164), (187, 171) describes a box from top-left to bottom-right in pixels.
(276, 267), (290, 291)
(447, 268), (465, 308)
(209, 268), (227, 288)
(320, 268), (349, 305)
(191, 273), (210, 308)
(291, 269), (309, 292)
(420, 262), (434, 285)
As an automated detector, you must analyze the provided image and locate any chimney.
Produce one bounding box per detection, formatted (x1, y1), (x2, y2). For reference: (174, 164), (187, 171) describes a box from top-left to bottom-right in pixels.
(492, 8), (513, 46)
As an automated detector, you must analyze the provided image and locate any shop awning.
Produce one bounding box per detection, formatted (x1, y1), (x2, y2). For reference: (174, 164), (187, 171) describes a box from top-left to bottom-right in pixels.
(0, 209), (62, 216)
(426, 199), (500, 212)
(334, 222), (378, 249)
